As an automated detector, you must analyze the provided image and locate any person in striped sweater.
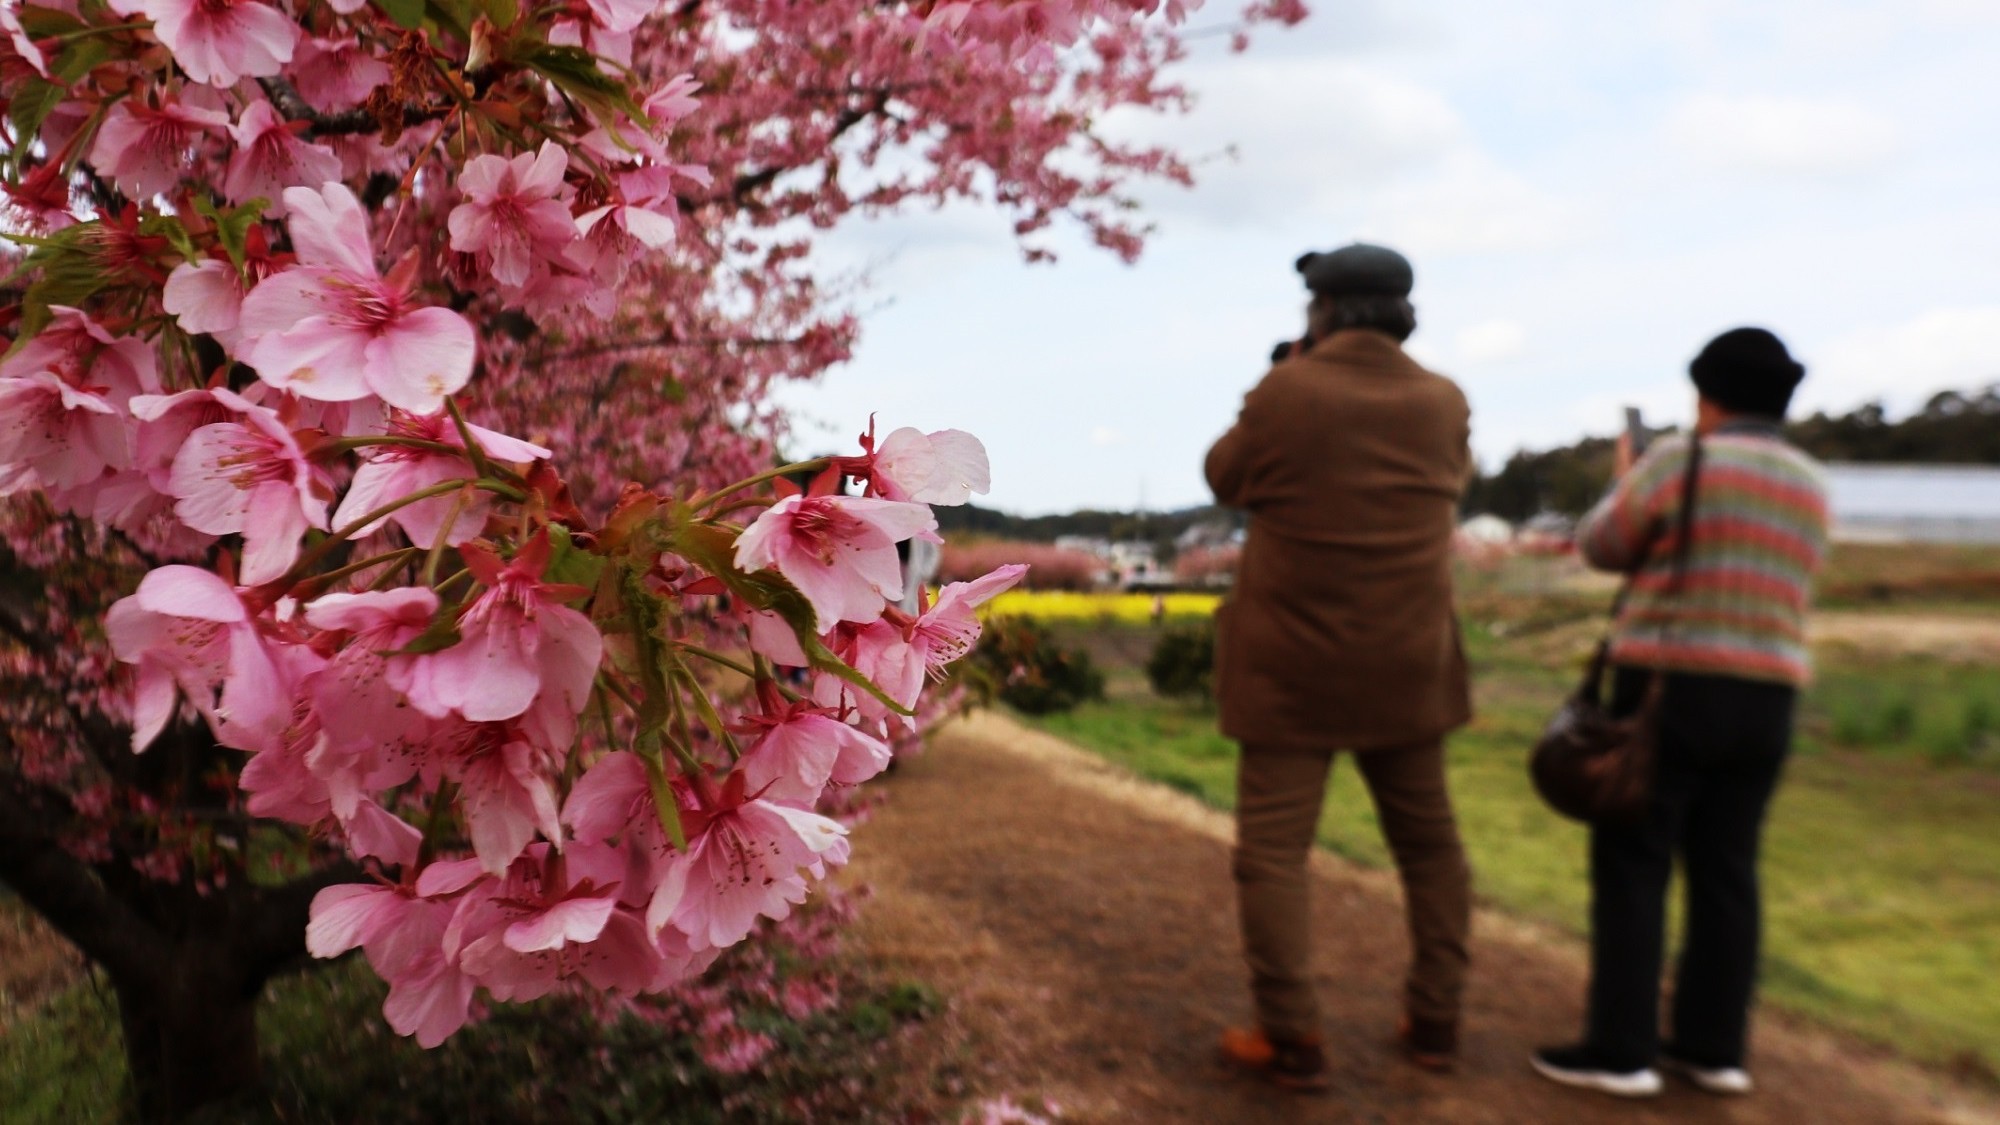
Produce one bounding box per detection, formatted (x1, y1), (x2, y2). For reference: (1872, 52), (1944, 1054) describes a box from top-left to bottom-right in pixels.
(1532, 328), (1829, 1099)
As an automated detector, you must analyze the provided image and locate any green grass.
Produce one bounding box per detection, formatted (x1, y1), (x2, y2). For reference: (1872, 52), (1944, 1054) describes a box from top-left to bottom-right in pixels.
(1, 933), (947, 1124)
(1023, 620), (2000, 1081)
(1810, 654), (2000, 765)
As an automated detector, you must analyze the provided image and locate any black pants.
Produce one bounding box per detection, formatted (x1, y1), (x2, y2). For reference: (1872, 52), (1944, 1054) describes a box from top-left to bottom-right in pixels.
(1585, 667), (1796, 1070)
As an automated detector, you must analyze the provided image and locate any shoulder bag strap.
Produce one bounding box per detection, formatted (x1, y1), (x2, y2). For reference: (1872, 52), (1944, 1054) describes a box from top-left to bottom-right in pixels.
(1583, 435), (1705, 702)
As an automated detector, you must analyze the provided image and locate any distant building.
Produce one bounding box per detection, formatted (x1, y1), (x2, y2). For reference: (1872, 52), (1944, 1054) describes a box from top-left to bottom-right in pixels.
(1054, 535), (1166, 589)
(1825, 463), (2000, 544)
(1458, 514), (1514, 544)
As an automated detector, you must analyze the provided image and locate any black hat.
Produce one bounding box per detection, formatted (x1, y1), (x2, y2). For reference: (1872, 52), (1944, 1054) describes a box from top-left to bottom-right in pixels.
(1295, 243), (1413, 297)
(1688, 327), (1806, 417)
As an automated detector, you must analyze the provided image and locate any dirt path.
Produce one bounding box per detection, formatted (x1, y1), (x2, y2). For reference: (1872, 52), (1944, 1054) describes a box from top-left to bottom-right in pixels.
(844, 712), (1999, 1124)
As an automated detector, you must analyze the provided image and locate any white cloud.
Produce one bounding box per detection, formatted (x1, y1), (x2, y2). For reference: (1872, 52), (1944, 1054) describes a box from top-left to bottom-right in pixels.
(1803, 306), (2000, 414)
(1103, 59), (1466, 227)
(1456, 318), (1529, 364)
(1362, 151), (1580, 255)
(1665, 93), (1902, 177)
(1090, 426), (1127, 447)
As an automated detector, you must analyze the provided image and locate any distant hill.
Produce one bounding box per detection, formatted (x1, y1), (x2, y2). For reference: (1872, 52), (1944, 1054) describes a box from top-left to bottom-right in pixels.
(1464, 384), (2000, 522)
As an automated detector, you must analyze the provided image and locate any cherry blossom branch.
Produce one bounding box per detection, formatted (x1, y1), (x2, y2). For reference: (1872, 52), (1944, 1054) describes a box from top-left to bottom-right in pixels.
(676, 642), (755, 679)
(282, 478), (526, 585)
(524, 332), (807, 363)
(256, 76), (454, 139)
(686, 458), (830, 512)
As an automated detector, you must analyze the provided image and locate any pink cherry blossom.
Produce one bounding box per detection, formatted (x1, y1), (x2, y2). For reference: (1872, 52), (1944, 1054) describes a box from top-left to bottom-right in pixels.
(129, 388), (231, 491)
(733, 494), (937, 631)
(223, 101), (344, 217)
(872, 427), (992, 505)
(305, 589), (440, 741)
(583, 0), (655, 34)
(162, 259), (248, 343)
(819, 563), (1026, 721)
(331, 410), (550, 549)
(913, 563), (1029, 674)
(415, 534), (601, 745)
(744, 608), (810, 667)
(446, 142), (579, 289)
(0, 370), (129, 492)
(238, 183), (477, 414)
(561, 750), (680, 904)
(0, 308), (158, 491)
(162, 228), (287, 348)
(288, 36), (393, 112)
(645, 772), (849, 951)
(571, 168), (683, 281)
(430, 843), (665, 1000)
(738, 697), (891, 804)
(561, 752), (656, 849)
(142, 0), (298, 86)
(433, 719), (564, 875)
(87, 98), (231, 200)
(1, 0), (47, 76)
(579, 77), (704, 167)
(308, 884), (474, 1048)
(104, 565), (284, 751)
(166, 388), (331, 585)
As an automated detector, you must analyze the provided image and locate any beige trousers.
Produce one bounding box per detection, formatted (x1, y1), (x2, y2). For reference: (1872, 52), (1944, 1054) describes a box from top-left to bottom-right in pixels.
(1232, 738), (1472, 1041)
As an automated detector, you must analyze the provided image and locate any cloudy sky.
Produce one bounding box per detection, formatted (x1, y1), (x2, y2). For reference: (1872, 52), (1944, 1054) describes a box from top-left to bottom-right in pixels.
(774, 0), (2000, 516)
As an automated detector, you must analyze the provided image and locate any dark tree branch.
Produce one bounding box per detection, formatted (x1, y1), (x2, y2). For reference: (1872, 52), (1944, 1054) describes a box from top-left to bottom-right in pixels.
(240, 861), (366, 982)
(0, 780), (164, 985)
(257, 76), (453, 138)
(529, 332), (803, 364)
(728, 96), (886, 205)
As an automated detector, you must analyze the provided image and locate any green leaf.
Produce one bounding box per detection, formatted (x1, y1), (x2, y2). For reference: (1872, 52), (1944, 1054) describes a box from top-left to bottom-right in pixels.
(6, 78), (67, 167)
(635, 733), (686, 851)
(141, 210), (199, 264)
(193, 196), (267, 272)
(376, 0), (425, 30)
(4, 223), (110, 352)
(14, 5), (87, 39)
(545, 524), (606, 592)
(616, 563), (674, 732)
(388, 609), (463, 655)
(482, 0), (517, 29)
(517, 42), (642, 121)
(426, 0), (474, 37)
(52, 34), (115, 84)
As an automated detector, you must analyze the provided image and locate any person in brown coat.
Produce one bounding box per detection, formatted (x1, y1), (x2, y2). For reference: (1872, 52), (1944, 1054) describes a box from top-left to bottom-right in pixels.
(1208, 243), (1474, 1091)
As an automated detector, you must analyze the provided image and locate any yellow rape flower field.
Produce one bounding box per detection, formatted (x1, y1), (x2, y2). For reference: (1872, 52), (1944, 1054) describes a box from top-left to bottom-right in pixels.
(984, 589), (1222, 623)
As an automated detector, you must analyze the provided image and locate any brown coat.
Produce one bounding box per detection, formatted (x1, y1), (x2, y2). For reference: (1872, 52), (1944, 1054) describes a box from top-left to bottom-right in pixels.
(1204, 330), (1473, 749)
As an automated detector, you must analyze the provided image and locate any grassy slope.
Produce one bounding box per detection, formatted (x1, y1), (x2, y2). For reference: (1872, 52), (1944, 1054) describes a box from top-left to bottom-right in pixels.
(1025, 617), (2000, 1078)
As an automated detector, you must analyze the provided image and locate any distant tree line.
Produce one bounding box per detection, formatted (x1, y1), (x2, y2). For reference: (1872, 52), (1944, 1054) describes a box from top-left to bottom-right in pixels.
(936, 386), (2000, 536)
(933, 503), (1240, 554)
(1464, 384), (2000, 522)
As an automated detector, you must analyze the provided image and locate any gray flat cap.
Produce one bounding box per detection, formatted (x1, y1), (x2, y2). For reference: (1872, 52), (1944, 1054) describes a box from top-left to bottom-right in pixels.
(1295, 243), (1414, 297)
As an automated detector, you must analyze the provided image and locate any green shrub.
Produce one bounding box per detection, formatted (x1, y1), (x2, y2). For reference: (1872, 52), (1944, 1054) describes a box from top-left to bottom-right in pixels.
(1144, 624), (1214, 700)
(973, 616), (1104, 714)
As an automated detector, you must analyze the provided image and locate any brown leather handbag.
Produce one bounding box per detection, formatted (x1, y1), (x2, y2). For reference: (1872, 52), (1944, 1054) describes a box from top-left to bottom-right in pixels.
(1530, 437), (1703, 826)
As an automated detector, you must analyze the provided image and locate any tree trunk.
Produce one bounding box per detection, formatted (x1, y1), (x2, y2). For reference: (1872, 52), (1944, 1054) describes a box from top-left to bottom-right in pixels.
(112, 959), (264, 1123)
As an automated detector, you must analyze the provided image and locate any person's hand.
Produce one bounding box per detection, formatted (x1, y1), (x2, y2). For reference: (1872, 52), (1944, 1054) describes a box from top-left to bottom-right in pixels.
(1614, 431), (1637, 476)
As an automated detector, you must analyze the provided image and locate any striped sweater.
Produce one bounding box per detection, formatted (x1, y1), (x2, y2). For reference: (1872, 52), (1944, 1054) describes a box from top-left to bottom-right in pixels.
(1575, 424), (1829, 687)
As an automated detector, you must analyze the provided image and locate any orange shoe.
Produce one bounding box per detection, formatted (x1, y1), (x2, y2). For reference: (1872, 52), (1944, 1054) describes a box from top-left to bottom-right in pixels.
(1218, 1027), (1332, 1092)
(1396, 1015), (1458, 1072)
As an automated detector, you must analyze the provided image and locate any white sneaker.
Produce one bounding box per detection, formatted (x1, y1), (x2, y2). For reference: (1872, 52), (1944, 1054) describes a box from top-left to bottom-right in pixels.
(1531, 1048), (1664, 1098)
(1662, 1053), (1755, 1095)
